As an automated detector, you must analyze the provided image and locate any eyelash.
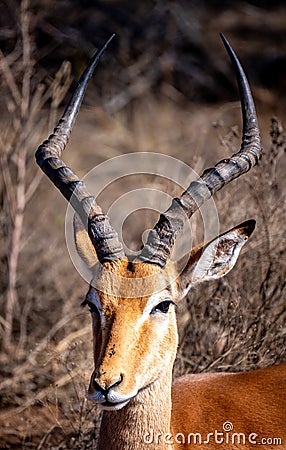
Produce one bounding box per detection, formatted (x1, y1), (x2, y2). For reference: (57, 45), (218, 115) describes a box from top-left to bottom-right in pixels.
(82, 299), (175, 316)
(150, 300), (176, 315)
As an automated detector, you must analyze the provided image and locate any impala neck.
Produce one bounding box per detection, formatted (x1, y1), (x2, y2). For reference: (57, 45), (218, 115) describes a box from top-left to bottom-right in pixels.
(97, 371), (173, 450)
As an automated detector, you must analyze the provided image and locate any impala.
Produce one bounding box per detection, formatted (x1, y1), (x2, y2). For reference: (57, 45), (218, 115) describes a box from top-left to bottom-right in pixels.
(36, 34), (286, 449)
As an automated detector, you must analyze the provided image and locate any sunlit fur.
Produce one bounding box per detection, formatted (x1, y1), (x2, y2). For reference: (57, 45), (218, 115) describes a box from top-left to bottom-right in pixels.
(88, 261), (177, 395)
(36, 35), (284, 450)
(75, 224), (286, 450)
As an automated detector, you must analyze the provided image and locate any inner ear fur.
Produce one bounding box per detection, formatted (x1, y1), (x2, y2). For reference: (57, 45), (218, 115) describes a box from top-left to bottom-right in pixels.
(73, 213), (98, 270)
(178, 219), (256, 296)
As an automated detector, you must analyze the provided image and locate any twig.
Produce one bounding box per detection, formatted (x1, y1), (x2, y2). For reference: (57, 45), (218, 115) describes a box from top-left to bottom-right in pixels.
(5, 145), (26, 345)
(20, 0), (33, 120)
(0, 47), (21, 107)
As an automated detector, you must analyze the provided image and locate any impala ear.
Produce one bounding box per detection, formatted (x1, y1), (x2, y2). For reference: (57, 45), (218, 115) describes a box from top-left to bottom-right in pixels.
(73, 213), (98, 270)
(178, 220), (255, 297)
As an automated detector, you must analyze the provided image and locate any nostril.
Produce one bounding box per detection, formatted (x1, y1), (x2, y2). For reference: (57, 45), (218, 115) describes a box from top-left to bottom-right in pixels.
(93, 378), (107, 394)
(112, 373), (123, 388)
(93, 374), (123, 393)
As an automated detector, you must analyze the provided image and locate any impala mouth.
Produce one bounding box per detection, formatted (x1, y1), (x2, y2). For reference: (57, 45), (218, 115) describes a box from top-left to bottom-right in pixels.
(87, 390), (135, 410)
(97, 380), (157, 410)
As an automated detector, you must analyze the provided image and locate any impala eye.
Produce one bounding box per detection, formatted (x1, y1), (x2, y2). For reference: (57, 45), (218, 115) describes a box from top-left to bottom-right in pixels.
(150, 300), (175, 315)
(87, 302), (98, 314)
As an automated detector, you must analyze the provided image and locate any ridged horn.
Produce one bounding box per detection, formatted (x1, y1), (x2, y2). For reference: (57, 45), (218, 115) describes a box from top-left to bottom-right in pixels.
(139, 33), (262, 267)
(35, 35), (125, 263)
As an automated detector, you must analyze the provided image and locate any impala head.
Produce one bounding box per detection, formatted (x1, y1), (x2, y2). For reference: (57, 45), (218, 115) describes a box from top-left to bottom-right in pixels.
(35, 34), (262, 411)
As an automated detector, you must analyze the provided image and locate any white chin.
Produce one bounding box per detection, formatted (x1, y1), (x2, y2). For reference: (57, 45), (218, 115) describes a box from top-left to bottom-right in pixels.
(99, 399), (131, 411)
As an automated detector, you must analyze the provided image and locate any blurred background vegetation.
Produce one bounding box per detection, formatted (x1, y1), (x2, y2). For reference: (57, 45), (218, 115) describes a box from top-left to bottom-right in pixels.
(0, 0), (285, 448)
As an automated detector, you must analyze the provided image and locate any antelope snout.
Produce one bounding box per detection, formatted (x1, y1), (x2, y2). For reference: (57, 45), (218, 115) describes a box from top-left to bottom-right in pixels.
(88, 371), (134, 410)
(93, 373), (123, 394)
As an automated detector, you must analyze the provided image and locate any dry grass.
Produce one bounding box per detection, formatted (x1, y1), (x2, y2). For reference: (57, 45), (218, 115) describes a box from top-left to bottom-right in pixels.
(1, 98), (285, 449)
(174, 117), (286, 377)
(0, 2), (286, 449)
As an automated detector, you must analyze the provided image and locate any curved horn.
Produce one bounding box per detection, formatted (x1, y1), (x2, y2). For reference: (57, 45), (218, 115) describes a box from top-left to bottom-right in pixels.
(139, 34), (262, 267)
(35, 35), (125, 263)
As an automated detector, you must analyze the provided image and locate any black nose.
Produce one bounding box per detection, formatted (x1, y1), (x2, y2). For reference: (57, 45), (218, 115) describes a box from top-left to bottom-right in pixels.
(93, 374), (123, 395)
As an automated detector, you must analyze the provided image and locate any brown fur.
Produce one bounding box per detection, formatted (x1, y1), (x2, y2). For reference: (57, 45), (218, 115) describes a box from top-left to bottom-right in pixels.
(172, 364), (286, 449)
(79, 224), (286, 450)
